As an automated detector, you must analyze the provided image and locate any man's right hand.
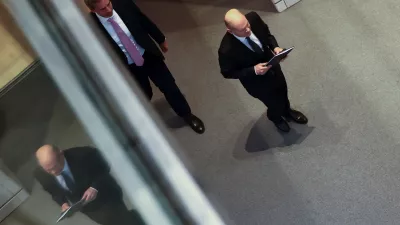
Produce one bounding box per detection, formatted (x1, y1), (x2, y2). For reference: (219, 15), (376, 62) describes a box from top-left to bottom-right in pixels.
(61, 203), (70, 212)
(254, 63), (272, 75)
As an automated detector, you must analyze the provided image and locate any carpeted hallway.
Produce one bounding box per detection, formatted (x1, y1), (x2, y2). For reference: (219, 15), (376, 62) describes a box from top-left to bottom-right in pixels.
(137, 0), (400, 224)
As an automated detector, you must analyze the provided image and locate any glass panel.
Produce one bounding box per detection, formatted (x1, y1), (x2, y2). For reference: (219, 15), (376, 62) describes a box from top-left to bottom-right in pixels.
(0, 0), (225, 225)
(0, 3), (35, 90)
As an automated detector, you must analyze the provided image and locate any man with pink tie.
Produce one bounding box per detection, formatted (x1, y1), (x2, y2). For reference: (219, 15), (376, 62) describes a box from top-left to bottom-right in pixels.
(85, 0), (205, 134)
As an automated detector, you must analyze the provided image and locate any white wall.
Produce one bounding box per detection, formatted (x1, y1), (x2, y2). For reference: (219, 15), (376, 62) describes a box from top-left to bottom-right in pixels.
(271, 0), (302, 12)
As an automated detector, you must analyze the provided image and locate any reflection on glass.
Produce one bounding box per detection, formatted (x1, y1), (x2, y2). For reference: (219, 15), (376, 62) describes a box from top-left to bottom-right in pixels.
(0, 63), (146, 224)
(1, 0), (225, 224)
(35, 145), (144, 225)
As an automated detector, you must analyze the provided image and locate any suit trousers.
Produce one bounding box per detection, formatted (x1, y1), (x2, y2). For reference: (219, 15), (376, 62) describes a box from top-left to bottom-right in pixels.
(128, 52), (191, 117)
(83, 200), (144, 225)
(242, 66), (291, 122)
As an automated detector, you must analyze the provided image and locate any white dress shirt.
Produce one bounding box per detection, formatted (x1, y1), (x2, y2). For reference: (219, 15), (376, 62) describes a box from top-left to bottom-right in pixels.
(96, 10), (145, 65)
(233, 32), (264, 52)
(56, 159), (75, 191)
(233, 32), (265, 75)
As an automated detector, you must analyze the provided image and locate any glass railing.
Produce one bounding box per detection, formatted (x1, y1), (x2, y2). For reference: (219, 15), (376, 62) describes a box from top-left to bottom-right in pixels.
(1, 0), (225, 224)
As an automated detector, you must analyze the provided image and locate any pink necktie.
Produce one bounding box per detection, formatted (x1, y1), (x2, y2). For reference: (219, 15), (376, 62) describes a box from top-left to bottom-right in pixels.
(108, 17), (144, 66)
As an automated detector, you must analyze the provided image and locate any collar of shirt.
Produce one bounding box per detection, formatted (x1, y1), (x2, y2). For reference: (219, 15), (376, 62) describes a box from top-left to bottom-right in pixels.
(233, 34), (246, 42)
(55, 158), (74, 190)
(61, 158), (73, 178)
(232, 32), (258, 43)
(96, 10), (116, 24)
(233, 32), (263, 51)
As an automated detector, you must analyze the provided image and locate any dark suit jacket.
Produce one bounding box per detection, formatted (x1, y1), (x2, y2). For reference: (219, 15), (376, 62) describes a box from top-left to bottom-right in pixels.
(91, 0), (166, 65)
(35, 147), (123, 212)
(218, 12), (280, 82)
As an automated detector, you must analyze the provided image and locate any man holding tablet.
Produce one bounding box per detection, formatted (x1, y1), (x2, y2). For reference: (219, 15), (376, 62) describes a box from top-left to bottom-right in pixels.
(218, 9), (307, 132)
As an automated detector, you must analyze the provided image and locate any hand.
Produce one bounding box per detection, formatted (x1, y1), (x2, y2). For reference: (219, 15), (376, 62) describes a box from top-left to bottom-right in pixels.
(81, 187), (98, 202)
(254, 63), (272, 75)
(274, 47), (284, 55)
(274, 47), (287, 62)
(160, 41), (169, 53)
(61, 203), (70, 212)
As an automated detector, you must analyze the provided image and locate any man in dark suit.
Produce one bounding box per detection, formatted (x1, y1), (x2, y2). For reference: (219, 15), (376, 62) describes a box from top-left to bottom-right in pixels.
(218, 9), (308, 132)
(84, 0), (205, 134)
(35, 145), (143, 225)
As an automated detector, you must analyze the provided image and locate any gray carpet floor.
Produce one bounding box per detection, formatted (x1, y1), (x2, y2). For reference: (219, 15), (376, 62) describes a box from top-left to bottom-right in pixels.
(2, 0), (400, 224)
(137, 0), (400, 224)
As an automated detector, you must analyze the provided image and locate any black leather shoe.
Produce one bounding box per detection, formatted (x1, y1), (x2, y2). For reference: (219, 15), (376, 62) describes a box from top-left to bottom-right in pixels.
(285, 109), (308, 124)
(184, 114), (205, 134)
(273, 118), (290, 133)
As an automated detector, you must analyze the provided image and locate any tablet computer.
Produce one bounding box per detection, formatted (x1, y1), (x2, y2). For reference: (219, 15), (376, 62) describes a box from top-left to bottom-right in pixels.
(267, 47), (294, 67)
(56, 199), (85, 223)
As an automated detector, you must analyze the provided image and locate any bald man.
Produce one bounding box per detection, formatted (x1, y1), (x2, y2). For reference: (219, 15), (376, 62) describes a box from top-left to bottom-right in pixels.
(218, 9), (307, 132)
(35, 145), (143, 225)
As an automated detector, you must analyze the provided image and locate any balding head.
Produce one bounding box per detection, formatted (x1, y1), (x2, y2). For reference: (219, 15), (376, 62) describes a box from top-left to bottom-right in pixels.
(36, 145), (65, 176)
(224, 9), (251, 37)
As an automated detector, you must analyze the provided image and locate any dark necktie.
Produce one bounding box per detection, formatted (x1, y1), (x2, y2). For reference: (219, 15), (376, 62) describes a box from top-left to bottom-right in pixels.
(246, 37), (264, 55)
(61, 171), (75, 192)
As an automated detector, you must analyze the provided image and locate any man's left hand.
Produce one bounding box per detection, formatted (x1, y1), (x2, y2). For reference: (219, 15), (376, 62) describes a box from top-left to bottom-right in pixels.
(273, 47), (287, 62)
(160, 41), (169, 53)
(82, 187), (98, 202)
(274, 47), (284, 55)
